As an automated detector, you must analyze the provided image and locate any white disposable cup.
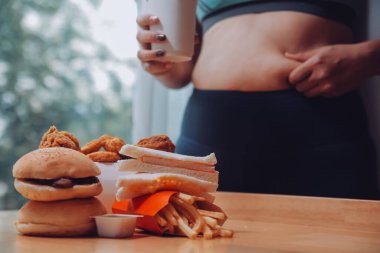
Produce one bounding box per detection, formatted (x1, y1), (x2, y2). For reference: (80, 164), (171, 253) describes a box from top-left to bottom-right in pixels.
(96, 162), (137, 213)
(141, 0), (198, 62)
(95, 163), (119, 213)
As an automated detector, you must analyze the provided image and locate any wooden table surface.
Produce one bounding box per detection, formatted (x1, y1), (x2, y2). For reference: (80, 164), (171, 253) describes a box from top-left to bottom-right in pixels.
(1, 192), (380, 253)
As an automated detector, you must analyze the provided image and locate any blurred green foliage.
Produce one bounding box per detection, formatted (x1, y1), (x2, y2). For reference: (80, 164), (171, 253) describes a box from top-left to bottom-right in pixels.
(0, 0), (135, 209)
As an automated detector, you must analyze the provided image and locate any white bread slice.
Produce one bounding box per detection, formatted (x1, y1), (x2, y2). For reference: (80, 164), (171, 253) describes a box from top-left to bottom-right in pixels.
(117, 159), (219, 183)
(119, 145), (217, 171)
(116, 173), (218, 200)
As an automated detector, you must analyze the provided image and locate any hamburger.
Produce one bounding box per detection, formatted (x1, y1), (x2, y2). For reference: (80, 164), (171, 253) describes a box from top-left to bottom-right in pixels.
(13, 147), (103, 201)
(16, 198), (106, 237)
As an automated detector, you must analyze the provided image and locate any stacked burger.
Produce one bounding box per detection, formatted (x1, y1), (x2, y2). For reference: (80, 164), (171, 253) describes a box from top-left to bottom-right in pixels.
(13, 128), (106, 237)
(114, 135), (233, 239)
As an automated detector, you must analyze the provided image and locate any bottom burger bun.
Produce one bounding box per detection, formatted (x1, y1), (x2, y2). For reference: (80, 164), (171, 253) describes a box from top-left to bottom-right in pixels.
(15, 198), (106, 237)
(14, 179), (103, 202)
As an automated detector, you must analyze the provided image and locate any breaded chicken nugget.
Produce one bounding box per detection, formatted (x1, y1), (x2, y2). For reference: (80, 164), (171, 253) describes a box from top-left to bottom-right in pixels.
(61, 131), (80, 149)
(104, 137), (125, 153)
(87, 151), (121, 163)
(81, 139), (103, 154)
(136, 134), (176, 152)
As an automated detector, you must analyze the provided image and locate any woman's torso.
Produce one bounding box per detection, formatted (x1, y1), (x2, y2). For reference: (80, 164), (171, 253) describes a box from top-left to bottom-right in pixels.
(192, 3), (354, 91)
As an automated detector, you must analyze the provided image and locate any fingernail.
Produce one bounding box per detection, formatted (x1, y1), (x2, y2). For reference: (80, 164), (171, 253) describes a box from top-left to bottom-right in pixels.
(149, 16), (159, 23)
(155, 50), (165, 57)
(155, 34), (166, 41)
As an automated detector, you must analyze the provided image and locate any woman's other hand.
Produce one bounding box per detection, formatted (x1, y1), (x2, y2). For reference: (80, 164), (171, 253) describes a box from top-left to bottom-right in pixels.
(136, 14), (173, 75)
(285, 42), (380, 98)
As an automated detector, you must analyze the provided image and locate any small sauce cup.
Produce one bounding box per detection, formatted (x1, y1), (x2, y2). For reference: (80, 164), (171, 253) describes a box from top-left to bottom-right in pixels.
(93, 214), (143, 238)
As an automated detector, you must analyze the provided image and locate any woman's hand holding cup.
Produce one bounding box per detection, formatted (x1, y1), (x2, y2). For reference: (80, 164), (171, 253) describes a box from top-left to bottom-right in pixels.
(136, 15), (173, 75)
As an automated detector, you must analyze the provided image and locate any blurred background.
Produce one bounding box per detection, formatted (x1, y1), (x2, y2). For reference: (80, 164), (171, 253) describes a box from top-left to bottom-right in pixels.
(0, 0), (138, 209)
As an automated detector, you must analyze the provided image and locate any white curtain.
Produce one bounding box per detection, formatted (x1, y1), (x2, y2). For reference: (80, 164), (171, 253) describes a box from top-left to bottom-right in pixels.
(132, 67), (192, 143)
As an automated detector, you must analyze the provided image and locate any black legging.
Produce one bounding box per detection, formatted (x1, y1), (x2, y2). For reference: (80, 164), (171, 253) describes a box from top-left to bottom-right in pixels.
(176, 88), (380, 200)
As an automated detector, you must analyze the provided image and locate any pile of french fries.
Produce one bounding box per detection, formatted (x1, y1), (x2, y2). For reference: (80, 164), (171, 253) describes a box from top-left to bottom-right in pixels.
(154, 193), (233, 239)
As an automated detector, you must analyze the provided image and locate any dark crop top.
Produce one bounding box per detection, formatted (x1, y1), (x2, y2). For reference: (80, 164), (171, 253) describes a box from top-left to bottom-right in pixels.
(197, 0), (357, 32)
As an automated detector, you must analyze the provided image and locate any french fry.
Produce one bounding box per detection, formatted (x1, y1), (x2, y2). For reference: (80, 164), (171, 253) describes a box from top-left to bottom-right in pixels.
(171, 201), (198, 238)
(193, 196), (206, 202)
(155, 213), (167, 227)
(213, 228), (221, 238)
(172, 201), (194, 224)
(158, 210), (175, 234)
(162, 202), (198, 239)
(165, 221), (175, 234)
(220, 228), (234, 238)
(166, 203), (180, 219)
(180, 213), (189, 225)
(198, 209), (226, 220)
(171, 196), (204, 234)
(152, 193), (233, 239)
(177, 217), (197, 239)
(202, 224), (213, 239)
(161, 206), (178, 226)
(177, 192), (207, 205)
(176, 192), (195, 205)
(203, 216), (218, 229)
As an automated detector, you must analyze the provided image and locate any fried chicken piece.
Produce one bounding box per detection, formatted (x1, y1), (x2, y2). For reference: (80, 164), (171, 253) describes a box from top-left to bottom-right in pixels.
(81, 139), (103, 154)
(87, 151), (122, 163)
(99, 135), (113, 142)
(81, 134), (125, 162)
(61, 131), (80, 148)
(81, 135), (125, 154)
(39, 126), (81, 151)
(104, 137), (125, 153)
(136, 134), (176, 152)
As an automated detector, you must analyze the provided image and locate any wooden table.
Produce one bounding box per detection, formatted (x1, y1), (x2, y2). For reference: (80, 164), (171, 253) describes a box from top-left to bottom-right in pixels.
(1, 192), (380, 253)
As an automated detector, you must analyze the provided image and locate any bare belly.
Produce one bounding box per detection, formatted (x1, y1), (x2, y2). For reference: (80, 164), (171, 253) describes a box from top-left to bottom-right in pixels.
(192, 11), (353, 91)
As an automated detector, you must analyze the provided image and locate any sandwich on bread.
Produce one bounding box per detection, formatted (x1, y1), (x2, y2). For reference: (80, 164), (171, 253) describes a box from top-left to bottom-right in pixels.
(116, 144), (219, 201)
(13, 147), (103, 201)
(114, 137), (233, 239)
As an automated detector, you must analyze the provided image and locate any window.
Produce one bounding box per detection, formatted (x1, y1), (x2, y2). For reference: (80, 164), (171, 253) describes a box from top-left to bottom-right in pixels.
(0, 0), (137, 209)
